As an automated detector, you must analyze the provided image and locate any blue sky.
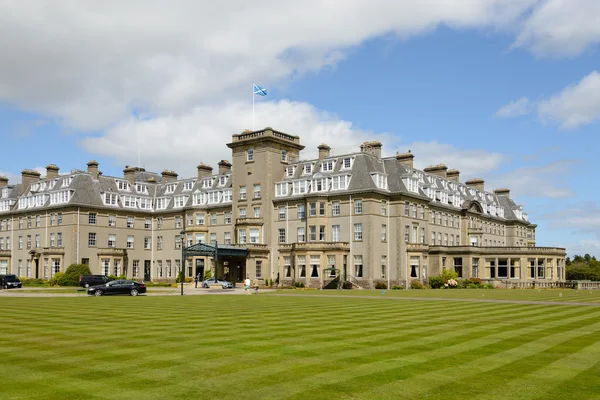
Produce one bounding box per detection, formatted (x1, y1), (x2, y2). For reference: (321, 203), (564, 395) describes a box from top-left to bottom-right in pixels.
(0, 1), (599, 257)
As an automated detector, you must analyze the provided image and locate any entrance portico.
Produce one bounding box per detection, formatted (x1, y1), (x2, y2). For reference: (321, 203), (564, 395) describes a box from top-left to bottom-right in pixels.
(181, 242), (249, 283)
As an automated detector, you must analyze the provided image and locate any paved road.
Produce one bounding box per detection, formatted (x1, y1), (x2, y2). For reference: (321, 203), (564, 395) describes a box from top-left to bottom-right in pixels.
(0, 286), (276, 297)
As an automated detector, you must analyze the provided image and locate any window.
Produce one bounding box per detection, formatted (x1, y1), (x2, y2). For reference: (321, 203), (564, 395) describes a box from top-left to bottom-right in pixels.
(332, 225), (340, 242)
(26, 235), (31, 249)
(239, 229), (247, 244)
(444, 233), (448, 246)
(381, 225), (387, 242)
(354, 223), (363, 241)
(249, 229), (259, 244)
(88, 233), (96, 247)
(297, 227), (305, 242)
(246, 148), (254, 161)
(195, 233), (204, 244)
(127, 216), (135, 228)
(354, 255), (363, 277)
(224, 232), (231, 245)
(303, 163), (312, 175)
(50, 233), (55, 247)
(454, 258), (463, 278)
(404, 202), (409, 216)
(279, 206), (286, 220)
(310, 255), (320, 278)
(286, 166), (295, 177)
(108, 215), (116, 227)
(157, 217), (163, 230)
(381, 200), (387, 216)
(106, 234), (115, 248)
(319, 202), (325, 216)
(127, 235), (134, 249)
(210, 233), (217, 245)
(322, 160), (334, 172)
(19, 217), (23, 229)
(104, 193), (118, 206)
(187, 234), (193, 247)
(36, 234), (41, 248)
(298, 256), (306, 278)
(284, 256), (291, 278)
(332, 201), (340, 216)
(327, 256), (336, 277)
(450, 234), (454, 246)
(132, 260), (140, 277)
(239, 208), (246, 218)
(175, 216), (182, 228)
(145, 218), (151, 229)
(472, 258), (479, 278)
(404, 225), (410, 242)
(354, 199), (363, 214)
(438, 232), (442, 245)
(309, 226), (317, 241)
(224, 212), (231, 224)
(144, 237), (151, 249)
(275, 183), (288, 197)
(319, 226), (326, 241)
(183, 180), (194, 191)
(196, 213), (205, 225)
(278, 229), (286, 243)
(412, 204), (417, 218)
(52, 258), (61, 275)
(240, 186), (247, 200)
(49, 214), (55, 225)
(175, 235), (182, 249)
(35, 215), (40, 227)
(297, 204), (305, 219)
(420, 206), (425, 220)
(253, 184), (261, 199)
(381, 256), (387, 278)
(343, 157), (352, 169)
(57, 232), (62, 247)
(255, 261), (262, 278)
(309, 202), (316, 217)
(410, 256), (420, 278)
(211, 213), (217, 225)
(420, 228), (425, 244)
(89, 213), (97, 225)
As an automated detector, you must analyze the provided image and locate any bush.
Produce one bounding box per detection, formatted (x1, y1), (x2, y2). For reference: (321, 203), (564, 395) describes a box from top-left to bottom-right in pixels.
(20, 278), (48, 287)
(49, 272), (64, 287)
(428, 275), (446, 289)
(294, 281), (305, 288)
(410, 280), (425, 289)
(391, 285), (404, 290)
(375, 281), (388, 289)
(59, 264), (92, 287)
(440, 269), (459, 282)
(483, 284), (495, 289)
(107, 274), (127, 281)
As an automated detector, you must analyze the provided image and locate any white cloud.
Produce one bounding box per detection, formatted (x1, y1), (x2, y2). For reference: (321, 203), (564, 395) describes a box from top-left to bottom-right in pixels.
(494, 70), (600, 129)
(512, 0), (600, 57)
(540, 201), (600, 235)
(495, 97), (533, 117)
(538, 71), (600, 129)
(1, 1), (599, 132)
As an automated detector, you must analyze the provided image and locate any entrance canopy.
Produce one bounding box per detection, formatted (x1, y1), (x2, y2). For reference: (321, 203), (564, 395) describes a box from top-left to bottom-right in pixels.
(183, 243), (249, 258)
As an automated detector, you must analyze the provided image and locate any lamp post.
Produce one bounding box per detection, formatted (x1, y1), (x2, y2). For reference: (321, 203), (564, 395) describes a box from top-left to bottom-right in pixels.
(180, 229), (186, 296)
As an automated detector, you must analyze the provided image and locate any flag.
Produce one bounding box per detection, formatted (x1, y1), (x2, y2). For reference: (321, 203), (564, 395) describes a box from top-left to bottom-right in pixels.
(253, 84), (267, 96)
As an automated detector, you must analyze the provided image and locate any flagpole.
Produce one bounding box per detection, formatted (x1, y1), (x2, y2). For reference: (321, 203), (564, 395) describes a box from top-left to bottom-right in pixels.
(252, 84), (255, 131)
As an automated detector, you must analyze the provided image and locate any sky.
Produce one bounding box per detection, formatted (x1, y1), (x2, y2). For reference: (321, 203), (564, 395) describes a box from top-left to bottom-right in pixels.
(0, 1), (598, 257)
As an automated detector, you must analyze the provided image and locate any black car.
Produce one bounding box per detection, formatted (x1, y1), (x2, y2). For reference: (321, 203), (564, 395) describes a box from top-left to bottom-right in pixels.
(0, 274), (22, 289)
(87, 280), (147, 296)
(79, 275), (111, 288)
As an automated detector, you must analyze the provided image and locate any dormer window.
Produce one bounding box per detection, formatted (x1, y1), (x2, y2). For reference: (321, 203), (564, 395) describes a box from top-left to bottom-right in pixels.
(103, 193), (118, 206)
(292, 181), (309, 195)
(223, 189), (232, 202)
(183, 180), (195, 191)
(331, 175), (350, 191)
(312, 177), (328, 192)
(1, 188), (9, 198)
(275, 182), (288, 197)
(303, 163), (312, 175)
(164, 183), (176, 194)
(403, 176), (418, 193)
(286, 166), (296, 177)
(116, 180), (130, 191)
(202, 178), (214, 189)
(173, 195), (188, 208)
(247, 148), (254, 162)
(136, 183), (148, 194)
(322, 160), (334, 172)
(342, 157), (352, 169)
(156, 197), (169, 210)
(62, 177), (73, 188)
(218, 176), (227, 186)
(371, 173), (388, 190)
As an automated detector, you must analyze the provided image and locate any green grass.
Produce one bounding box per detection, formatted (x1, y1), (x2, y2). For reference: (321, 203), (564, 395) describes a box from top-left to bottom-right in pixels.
(1, 295), (599, 399)
(273, 288), (600, 303)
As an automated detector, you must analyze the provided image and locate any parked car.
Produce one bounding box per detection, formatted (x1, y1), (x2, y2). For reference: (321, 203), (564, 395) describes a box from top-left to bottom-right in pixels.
(87, 280), (146, 296)
(79, 275), (111, 288)
(201, 278), (234, 289)
(0, 274), (22, 289)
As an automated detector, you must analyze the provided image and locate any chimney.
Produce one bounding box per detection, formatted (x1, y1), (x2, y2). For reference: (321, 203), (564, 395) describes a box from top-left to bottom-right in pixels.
(466, 178), (485, 192)
(87, 160), (99, 180)
(46, 164), (59, 180)
(218, 160), (232, 175)
(447, 169), (460, 183)
(21, 169), (41, 195)
(0, 176), (8, 188)
(396, 150), (414, 168)
(123, 166), (136, 185)
(424, 164), (448, 178)
(360, 141), (382, 159)
(494, 188), (510, 199)
(197, 163), (213, 180)
(161, 170), (178, 183)
(318, 144), (331, 161)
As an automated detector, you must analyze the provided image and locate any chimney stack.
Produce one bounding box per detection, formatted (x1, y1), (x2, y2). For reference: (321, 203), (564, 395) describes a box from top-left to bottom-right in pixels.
(87, 160), (99, 180)
(0, 176), (8, 188)
(123, 166), (136, 185)
(466, 178), (485, 192)
(318, 144), (331, 161)
(197, 163), (213, 180)
(447, 169), (460, 183)
(218, 160), (232, 175)
(161, 170), (178, 183)
(21, 169), (41, 195)
(46, 164), (59, 180)
(396, 150), (414, 168)
(360, 141), (382, 159)
(424, 164), (448, 178)
(494, 188), (510, 199)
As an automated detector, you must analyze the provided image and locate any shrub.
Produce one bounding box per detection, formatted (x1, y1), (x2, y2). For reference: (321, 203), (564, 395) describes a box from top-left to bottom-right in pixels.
(391, 285), (404, 290)
(440, 269), (459, 282)
(375, 281), (388, 289)
(294, 281), (305, 288)
(107, 274), (127, 281)
(49, 272), (64, 287)
(483, 284), (495, 289)
(20, 278), (48, 287)
(467, 283), (480, 289)
(59, 264), (92, 287)
(428, 275), (446, 289)
(410, 280), (425, 289)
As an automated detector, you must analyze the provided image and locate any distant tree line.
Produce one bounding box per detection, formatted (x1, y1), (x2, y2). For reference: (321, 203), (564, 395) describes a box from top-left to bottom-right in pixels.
(566, 254), (600, 281)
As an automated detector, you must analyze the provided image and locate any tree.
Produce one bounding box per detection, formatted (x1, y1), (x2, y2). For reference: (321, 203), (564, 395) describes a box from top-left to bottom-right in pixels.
(58, 264), (92, 287)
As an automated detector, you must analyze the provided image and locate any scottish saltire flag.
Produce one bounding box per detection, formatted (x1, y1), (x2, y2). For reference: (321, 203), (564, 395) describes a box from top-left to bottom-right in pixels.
(253, 84), (267, 96)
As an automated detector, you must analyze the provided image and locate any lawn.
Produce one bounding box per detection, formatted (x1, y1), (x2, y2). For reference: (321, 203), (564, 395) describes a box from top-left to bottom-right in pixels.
(1, 294), (599, 399)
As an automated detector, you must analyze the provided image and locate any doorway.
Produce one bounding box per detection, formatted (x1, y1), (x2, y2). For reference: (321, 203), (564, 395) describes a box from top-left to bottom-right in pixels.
(195, 259), (205, 281)
(144, 260), (151, 281)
